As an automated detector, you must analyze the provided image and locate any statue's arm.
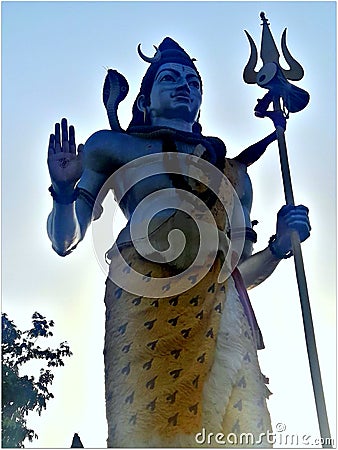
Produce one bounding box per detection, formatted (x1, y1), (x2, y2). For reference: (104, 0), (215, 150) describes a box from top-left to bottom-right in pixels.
(47, 168), (107, 256)
(234, 110), (287, 167)
(237, 171), (311, 290)
(238, 247), (282, 290)
(47, 122), (115, 256)
(234, 132), (276, 167)
(233, 169), (280, 288)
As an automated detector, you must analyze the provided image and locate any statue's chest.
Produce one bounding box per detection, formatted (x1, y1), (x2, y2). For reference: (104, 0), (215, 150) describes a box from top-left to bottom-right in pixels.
(135, 139), (199, 157)
(116, 139), (207, 195)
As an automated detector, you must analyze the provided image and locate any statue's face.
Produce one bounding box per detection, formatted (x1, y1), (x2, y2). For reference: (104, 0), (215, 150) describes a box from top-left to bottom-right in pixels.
(148, 63), (202, 124)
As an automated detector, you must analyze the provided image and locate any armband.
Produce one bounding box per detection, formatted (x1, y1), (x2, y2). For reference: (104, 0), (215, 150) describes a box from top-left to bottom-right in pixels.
(49, 185), (79, 204)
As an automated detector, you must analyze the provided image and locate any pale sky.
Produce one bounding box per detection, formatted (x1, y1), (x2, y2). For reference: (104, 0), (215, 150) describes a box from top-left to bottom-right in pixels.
(2, 1), (336, 448)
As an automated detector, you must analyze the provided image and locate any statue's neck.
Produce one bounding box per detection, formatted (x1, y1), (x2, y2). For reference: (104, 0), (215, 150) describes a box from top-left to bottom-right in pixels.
(150, 117), (193, 133)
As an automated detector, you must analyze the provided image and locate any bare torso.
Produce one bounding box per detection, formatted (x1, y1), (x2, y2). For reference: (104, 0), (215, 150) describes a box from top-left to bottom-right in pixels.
(81, 129), (251, 221)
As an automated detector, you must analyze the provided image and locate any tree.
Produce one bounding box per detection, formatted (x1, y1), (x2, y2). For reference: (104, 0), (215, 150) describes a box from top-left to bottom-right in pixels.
(2, 312), (72, 448)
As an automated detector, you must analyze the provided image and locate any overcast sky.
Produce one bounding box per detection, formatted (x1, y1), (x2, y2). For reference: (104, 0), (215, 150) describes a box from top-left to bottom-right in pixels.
(2, 1), (336, 447)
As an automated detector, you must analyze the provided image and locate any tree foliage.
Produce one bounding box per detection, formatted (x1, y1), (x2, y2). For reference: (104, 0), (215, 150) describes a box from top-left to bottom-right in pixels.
(2, 312), (72, 448)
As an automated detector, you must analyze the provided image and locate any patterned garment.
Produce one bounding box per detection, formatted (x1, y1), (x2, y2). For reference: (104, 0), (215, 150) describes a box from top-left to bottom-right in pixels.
(104, 245), (272, 447)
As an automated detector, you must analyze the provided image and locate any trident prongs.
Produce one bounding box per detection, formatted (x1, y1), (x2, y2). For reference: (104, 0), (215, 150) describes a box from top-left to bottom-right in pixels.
(243, 11), (304, 84)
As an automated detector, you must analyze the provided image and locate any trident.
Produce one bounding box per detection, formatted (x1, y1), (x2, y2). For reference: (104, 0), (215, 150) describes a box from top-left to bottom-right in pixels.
(243, 12), (332, 447)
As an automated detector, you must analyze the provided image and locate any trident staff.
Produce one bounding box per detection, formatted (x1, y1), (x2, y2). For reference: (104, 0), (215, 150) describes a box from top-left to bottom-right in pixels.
(243, 12), (332, 447)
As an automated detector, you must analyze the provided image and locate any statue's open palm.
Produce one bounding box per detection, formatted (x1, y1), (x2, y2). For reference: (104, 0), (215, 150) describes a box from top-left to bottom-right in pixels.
(48, 118), (84, 188)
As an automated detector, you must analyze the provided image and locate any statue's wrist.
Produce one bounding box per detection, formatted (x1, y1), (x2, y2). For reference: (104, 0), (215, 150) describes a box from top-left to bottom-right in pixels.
(268, 234), (293, 259)
(51, 180), (78, 195)
(49, 184), (79, 204)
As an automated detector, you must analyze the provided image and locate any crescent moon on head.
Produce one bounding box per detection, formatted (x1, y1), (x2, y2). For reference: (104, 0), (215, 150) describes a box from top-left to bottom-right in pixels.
(137, 44), (161, 63)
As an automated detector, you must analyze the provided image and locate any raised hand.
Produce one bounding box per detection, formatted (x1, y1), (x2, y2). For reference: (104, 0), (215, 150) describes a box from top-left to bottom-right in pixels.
(48, 118), (84, 191)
